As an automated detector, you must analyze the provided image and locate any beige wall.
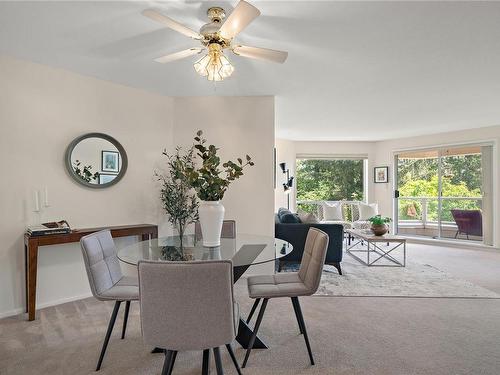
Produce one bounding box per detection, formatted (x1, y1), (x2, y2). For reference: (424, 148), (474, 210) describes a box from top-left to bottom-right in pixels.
(0, 57), (276, 317)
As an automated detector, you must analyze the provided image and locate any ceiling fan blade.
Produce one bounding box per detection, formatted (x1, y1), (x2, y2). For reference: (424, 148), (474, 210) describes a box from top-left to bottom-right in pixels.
(154, 48), (204, 64)
(232, 45), (288, 63)
(219, 0), (261, 40)
(142, 9), (202, 40)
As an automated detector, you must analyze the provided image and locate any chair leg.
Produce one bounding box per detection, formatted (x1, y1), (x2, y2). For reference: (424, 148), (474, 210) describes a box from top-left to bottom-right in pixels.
(167, 351), (177, 375)
(121, 300), (131, 339)
(226, 343), (242, 375)
(213, 347), (224, 375)
(291, 298), (304, 334)
(202, 349), (210, 375)
(246, 298), (261, 323)
(96, 301), (121, 371)
(162, 350), (173, 375)
(292, 297), (314, 365)
(242, 298), (268, 368)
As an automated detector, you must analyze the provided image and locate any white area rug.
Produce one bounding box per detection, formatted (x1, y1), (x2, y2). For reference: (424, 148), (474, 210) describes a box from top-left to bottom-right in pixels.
(314, 253), (500, 298)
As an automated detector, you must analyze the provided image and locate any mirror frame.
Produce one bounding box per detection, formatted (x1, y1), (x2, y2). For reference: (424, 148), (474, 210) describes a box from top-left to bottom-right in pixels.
(64, 132), (128, 189)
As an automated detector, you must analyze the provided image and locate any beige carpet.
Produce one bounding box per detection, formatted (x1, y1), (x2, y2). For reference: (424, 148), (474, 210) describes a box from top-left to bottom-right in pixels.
(2, 281), (500, 375)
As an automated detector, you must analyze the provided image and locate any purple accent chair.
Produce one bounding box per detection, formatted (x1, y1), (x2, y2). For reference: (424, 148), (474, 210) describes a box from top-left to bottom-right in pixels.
(450, 209), (482, 239)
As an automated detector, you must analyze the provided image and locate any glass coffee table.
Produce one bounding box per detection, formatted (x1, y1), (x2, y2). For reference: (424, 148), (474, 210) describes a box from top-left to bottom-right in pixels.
(117, 234), (293, 349)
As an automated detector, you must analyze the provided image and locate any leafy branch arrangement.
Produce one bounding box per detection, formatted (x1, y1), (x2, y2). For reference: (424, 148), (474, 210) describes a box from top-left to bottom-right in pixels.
(368, 215), (392, 225)
(156, 146), (199, 248)
(73, 160), (99, 183)
(184, 130), (255, 201)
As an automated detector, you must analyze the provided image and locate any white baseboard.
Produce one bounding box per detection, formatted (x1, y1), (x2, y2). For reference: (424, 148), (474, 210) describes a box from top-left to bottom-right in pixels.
(0, 293), (93, 319)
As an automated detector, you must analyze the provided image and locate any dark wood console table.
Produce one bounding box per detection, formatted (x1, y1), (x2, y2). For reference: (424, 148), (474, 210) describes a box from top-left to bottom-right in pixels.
(24, 224), (158, 321)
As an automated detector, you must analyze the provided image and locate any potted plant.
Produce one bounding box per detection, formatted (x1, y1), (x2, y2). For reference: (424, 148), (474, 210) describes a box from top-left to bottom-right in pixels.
(368, 215), (391, 236)
(156, 146), (199, 249)
(184, 130), (254, 247)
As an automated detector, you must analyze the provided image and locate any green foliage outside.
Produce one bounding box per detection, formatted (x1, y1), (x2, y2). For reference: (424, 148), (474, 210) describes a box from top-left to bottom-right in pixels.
(296, 159), (364, 215)
(398, 154), (482, 222)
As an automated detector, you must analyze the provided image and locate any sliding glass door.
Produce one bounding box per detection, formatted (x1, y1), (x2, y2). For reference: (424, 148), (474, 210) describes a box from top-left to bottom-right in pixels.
(395, 144), (493, 245)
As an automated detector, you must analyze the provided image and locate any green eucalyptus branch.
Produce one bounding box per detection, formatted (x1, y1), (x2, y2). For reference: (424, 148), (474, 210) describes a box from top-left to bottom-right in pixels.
(184, 130), (255, 201)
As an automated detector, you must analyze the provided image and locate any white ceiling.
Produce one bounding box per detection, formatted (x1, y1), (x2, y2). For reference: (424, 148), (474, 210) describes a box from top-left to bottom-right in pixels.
(1, 1), (500, 141)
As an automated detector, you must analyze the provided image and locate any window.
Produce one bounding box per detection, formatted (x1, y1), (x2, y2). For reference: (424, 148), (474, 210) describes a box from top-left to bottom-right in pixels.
(296, 158), (366, 203)
(395, 143), (493, 245)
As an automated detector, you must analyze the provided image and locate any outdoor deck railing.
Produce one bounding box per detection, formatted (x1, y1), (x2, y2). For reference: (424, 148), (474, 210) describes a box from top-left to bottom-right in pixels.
(398, 196), (482, 228)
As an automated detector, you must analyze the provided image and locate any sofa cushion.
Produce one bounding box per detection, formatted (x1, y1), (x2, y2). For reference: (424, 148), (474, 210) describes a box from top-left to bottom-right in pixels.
(323, 202), (343, 221)
(297, 210), (319, 224)
(352, 220), (371, 230)
(278, 207), (290, 216)
(280, 212), (301, 223)
(358, 202), (379, 220)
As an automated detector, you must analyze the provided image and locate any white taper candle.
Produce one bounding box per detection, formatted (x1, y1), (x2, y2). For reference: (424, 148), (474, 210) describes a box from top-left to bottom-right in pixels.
(34, 190), (40, 212)
(44, 187), (49, 207)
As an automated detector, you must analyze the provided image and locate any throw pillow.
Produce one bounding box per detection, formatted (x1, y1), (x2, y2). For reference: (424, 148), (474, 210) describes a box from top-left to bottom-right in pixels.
(358, 202), (379, 220)
(297, 210), (319, 224)
(280, 212), (301, 223)
(323, 202), (343, 221)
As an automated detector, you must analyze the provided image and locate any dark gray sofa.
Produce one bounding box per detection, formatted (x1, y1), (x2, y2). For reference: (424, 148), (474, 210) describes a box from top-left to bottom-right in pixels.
(275, 211), (343, 275)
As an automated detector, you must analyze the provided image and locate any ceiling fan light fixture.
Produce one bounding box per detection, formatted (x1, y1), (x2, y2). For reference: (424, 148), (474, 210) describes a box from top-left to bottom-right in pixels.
(193, 43), (234, 81)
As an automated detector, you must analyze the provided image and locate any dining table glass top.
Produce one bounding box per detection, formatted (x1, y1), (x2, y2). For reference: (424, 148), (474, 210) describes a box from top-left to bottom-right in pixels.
(117, 234), (293, 268)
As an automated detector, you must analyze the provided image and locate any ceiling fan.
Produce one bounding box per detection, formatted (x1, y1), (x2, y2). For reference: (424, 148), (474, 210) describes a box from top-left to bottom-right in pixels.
(142, 0), (288, 82)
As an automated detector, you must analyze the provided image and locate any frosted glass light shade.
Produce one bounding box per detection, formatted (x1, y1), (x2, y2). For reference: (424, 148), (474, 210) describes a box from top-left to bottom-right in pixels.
(193, 43), (234, 81)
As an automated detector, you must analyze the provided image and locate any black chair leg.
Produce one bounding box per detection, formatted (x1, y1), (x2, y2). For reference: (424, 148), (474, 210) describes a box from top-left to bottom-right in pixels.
(246, 298), (261, 323)
(242, 298), (268, 368)
(291, 298), (304, 334)
(96, 301), (121, 371)
(162, 350), (173, 375)
(121, 300), (130, 339)
(226, 343), (242, 375)
(202, 349), (210, 375)
(292, 297), (314, 365)
(213, 347), (224, 375)
(333, 262), (342, 275)
(167, 351), (177, 375)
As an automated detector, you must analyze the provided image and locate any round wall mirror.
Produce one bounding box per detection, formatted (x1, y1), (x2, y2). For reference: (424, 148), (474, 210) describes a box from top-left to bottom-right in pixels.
(65, 133), (128, 189)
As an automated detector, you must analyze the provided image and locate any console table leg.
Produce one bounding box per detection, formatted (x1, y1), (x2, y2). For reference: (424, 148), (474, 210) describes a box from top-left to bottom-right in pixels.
(25, 243), (28, 313)
(28, 243), (39, 321)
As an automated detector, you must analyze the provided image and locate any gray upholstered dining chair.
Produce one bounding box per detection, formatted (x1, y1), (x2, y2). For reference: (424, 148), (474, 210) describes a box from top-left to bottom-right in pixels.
(242, 227), (329, 368)
(80, 230), (139, 371)
(138, 260), (242, 375)
(195, 220), (236, 240)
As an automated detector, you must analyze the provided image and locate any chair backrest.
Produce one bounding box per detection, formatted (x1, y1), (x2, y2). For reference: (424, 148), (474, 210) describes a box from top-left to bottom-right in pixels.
(298, 228), (329, 294)
(451, 209), (483, 236)
(138, 260), (236, 351)
(195, 220), (236, 240)
(80, 230), (123, 299)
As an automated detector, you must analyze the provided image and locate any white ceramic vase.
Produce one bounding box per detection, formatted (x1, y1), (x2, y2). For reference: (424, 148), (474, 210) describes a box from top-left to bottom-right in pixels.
(198, 200), (225, 247)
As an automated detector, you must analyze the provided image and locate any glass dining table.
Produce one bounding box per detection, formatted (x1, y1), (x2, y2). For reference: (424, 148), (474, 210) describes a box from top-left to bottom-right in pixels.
(117, 233), (293, 350)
